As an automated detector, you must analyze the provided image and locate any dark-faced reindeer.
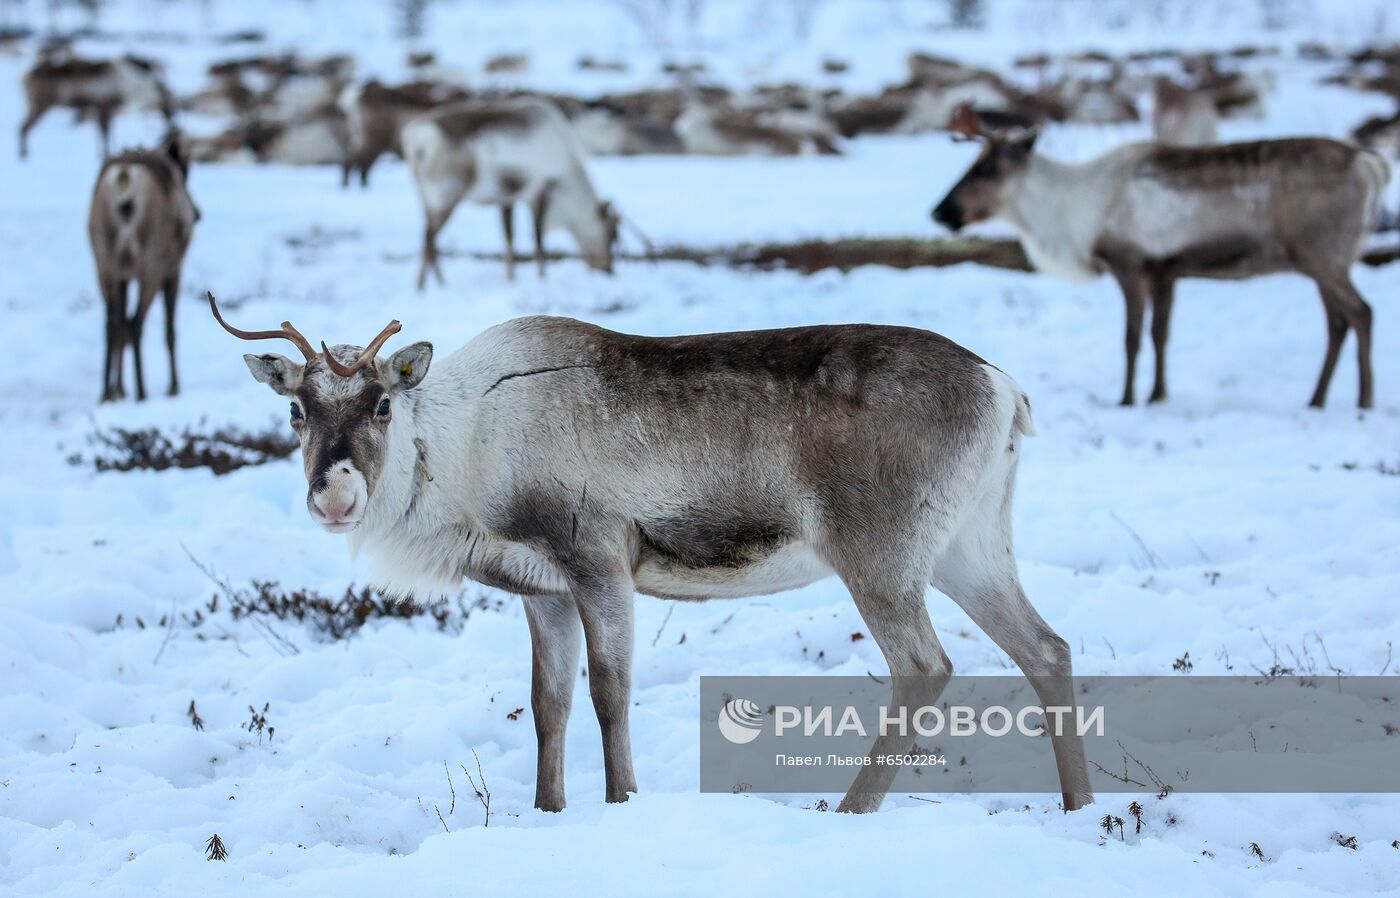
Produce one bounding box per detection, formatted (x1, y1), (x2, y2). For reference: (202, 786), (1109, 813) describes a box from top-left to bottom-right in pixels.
(208, 293), (1095, 815)
(89, 136), (197, 401)
(401, 97), (622, 290)
(19, 52), (174, 159)
(933, 107), (1390, 408)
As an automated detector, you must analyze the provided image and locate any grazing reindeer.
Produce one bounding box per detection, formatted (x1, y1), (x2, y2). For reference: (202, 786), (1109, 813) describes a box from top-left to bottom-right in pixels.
(933, 107), (1390, 408)
(1152, 78), (1219, 146)
(401, 97), (620, 289)
(19, 52), (173, 159)
(208, 293), (1095, 815)
(89, 136), (198, 401)
(339, 79), (467, 188)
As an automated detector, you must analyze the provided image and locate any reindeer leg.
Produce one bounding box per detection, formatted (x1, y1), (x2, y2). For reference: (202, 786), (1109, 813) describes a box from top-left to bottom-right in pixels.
(96, 104), (114, 159)
(162, 274), (180, 396)
(835, 573), (951, 813)
(569, 568), (639, 803)
(1333, 276), (1375, 409)
(522, 593), (582, 812)
(101, 277), (128, 402)
(501, 204), (516, 282)
(18, 102), (47, 160)
(1309, 296), (1347, 409)
(417, 208), (451, 291)
(932, 487), (1094, 811)
(531, 186), (552, 279)
(1147, 270), (1176, 403)
(1105, 258), (1147, 406)
(129, 280), (160, 402)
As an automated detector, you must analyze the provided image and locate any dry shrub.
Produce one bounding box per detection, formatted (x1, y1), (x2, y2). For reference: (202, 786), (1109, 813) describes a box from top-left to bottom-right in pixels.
(71, 421), (297, 475)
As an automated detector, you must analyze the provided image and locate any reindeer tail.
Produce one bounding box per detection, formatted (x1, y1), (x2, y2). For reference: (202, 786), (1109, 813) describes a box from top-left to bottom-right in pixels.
(1012, 389), (1037, 437)
(1359, 150), (1393, 233)
(983, 364), (1038, 438)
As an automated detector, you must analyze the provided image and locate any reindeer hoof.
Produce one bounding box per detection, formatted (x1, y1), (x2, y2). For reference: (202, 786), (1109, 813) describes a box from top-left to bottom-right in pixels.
(1063, 791), (1095, 812)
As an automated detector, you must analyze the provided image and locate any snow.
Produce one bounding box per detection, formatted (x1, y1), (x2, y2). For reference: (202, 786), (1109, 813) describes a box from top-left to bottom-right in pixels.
(3, 1), (1400, 895)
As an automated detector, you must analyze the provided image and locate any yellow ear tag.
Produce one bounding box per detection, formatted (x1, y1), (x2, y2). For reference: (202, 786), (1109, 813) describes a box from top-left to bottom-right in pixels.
(401, 363), (413, 377)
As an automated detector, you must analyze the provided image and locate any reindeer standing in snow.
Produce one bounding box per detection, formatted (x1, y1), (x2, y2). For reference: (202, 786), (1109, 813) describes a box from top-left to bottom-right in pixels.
(400, 97), (621, 290)
(89, 135), (198, 401)
(19, 52), (174, 159)
(933, 107), (1389, 408)
(207, 293), (1095, 816)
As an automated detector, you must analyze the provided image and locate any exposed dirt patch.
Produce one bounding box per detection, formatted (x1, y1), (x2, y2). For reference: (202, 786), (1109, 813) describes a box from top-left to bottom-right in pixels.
(407, 236), (1399, 276)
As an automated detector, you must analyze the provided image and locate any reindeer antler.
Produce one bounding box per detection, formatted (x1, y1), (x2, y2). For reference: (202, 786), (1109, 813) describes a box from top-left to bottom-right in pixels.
(320, 320), (402, 377)
(207, 291), (317, 363)
(949, 103), (986, 142)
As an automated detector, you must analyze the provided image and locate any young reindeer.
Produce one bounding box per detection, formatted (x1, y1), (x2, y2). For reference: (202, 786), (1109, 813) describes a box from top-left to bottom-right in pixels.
(89, 135), (198, 401)
(933, 106), (1390, 407)
(208, 293), (1095, 815)
(400, 97), (621, 290)
(19, 52), (174, 159)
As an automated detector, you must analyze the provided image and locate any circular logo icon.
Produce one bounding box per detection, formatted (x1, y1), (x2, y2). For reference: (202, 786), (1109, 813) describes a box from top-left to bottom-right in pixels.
(718, 698), (764, 745)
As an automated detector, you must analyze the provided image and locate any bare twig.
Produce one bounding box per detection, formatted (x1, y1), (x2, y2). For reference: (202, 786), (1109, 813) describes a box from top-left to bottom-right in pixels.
(652, 604), (676, 647)
(153, 593), (178, 665)
(443, 760), (456, 815)
(1111, 513), (1164, 570)
(461, 749), (492, 827)
(181, 542), (300, 657)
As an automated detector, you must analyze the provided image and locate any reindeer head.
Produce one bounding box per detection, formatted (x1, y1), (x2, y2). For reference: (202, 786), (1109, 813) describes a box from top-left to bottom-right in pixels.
(932, 104), (1038, 233)
(577, 200), (622, 274)
(208, 293), (433, 533)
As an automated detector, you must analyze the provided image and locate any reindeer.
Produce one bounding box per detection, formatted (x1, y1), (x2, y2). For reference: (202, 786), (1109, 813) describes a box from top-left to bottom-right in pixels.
(89, 136), (198, 401)
(207, 292), (1094, 815)
(1152, 78), (1219, 146)
(19, 52), (174, 159)
(933, 107), (1390, 408)
(400, 97), (621, 290)
(339, 79), (467, 188)
(674, 100), (839, 155)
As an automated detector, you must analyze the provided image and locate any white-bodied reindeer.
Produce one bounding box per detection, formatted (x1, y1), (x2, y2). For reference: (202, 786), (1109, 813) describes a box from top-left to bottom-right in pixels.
(208, 293), (1095, 816)
(933, 106), (1389, 407)
(400, 97), (622, 290)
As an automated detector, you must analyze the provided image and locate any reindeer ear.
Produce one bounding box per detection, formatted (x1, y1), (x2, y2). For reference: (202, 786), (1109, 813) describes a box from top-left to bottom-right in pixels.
(243, 353), (303, 396)
(163, 132), (191, 180)
(384, 342), (433, 392)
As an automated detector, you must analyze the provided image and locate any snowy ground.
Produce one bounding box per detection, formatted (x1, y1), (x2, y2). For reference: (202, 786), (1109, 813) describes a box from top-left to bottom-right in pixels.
(3, 2), (1400, 896)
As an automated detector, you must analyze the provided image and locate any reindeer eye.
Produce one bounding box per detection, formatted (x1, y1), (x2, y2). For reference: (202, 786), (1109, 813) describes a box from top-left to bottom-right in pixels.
(289, 402), (302, 422)
(376, 398), (391, 417)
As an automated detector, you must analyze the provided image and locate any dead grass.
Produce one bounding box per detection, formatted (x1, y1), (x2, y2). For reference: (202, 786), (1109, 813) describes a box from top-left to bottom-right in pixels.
(71, 421), (298, 476)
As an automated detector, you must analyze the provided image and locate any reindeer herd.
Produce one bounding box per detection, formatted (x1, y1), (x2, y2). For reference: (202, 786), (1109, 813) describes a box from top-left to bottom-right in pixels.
(17, 38), (1397, 815)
